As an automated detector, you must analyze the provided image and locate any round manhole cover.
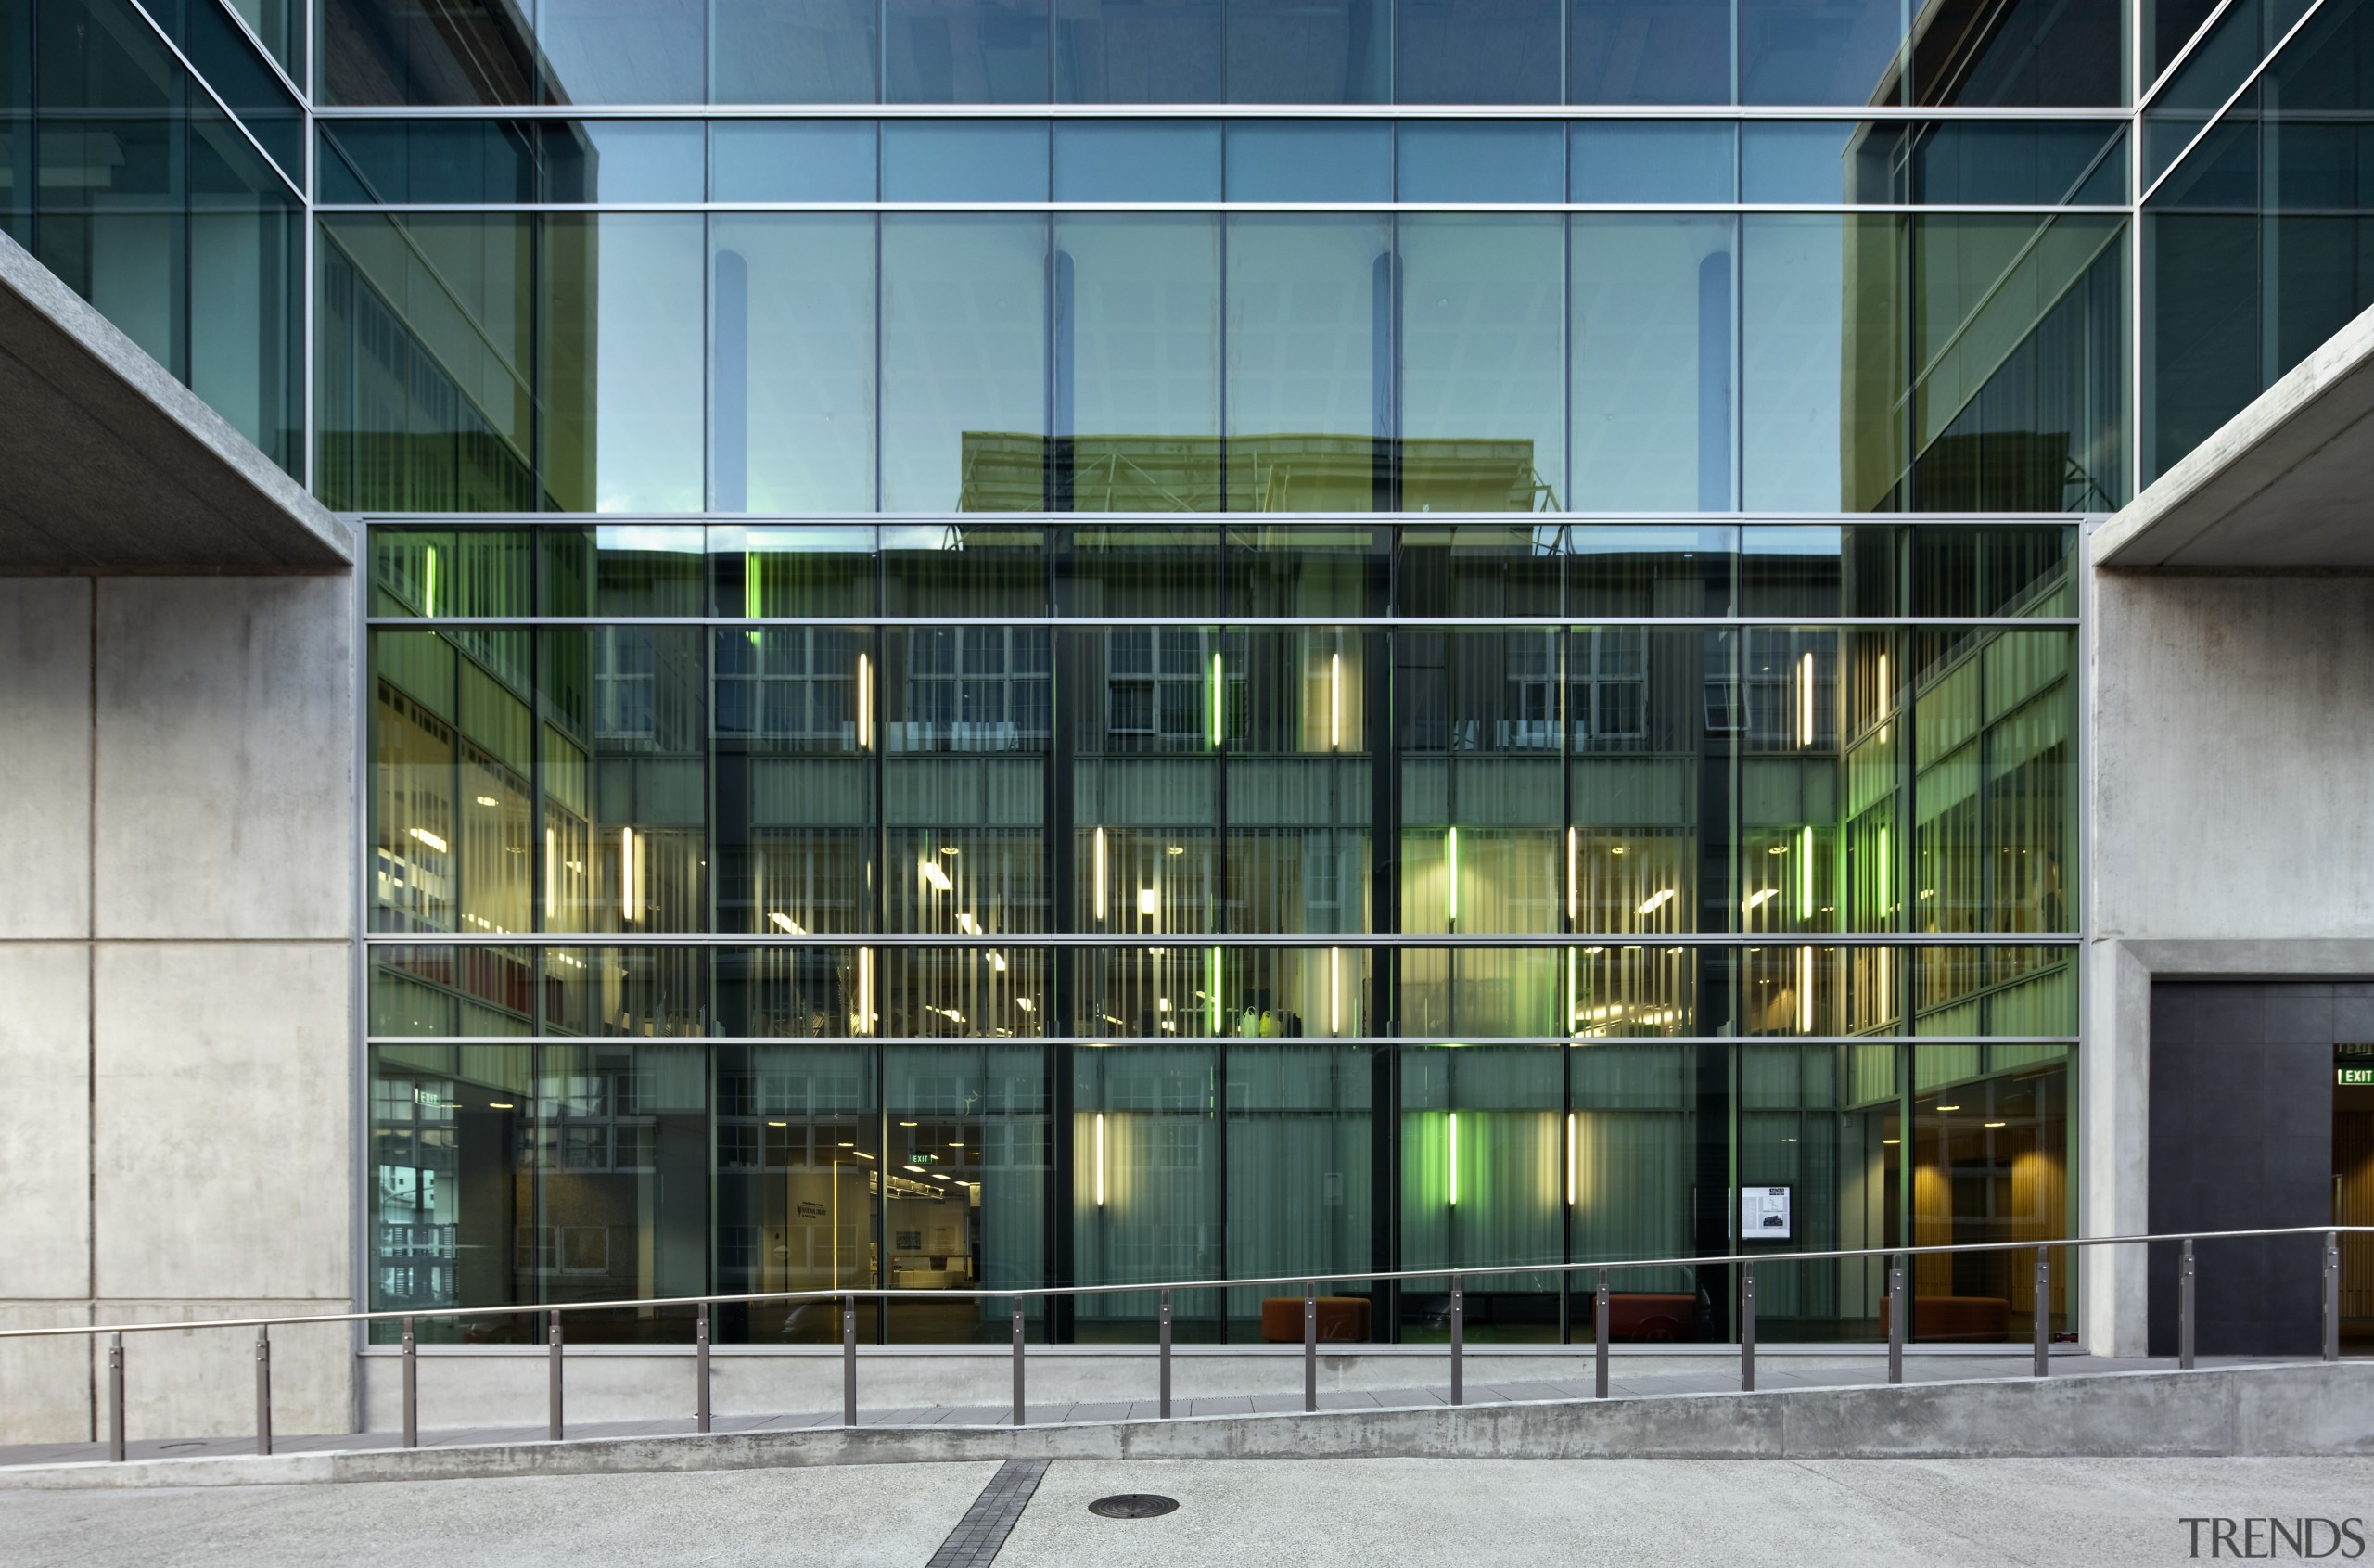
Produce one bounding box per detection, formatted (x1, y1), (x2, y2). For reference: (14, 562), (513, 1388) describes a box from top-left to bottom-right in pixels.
(1088, 1494), (1180, 1520)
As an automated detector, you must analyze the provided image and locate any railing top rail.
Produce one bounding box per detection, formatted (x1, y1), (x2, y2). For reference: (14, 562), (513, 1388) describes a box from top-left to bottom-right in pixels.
(7, 1224), (2362, 1343)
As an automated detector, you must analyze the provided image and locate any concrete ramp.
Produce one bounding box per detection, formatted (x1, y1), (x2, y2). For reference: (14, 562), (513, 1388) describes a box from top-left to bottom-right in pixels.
(2, 1362), (2365, 1490)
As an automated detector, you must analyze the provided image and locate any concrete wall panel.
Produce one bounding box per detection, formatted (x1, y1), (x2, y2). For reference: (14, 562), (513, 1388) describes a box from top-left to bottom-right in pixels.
(0, 580), (90, 939)
(92, 577), (352, 942)
(2093, 575), (2374, 943)
(92, 942), (350, 1303)
(0, 946), (90, 1300)
(0, 1304), (94, 1445)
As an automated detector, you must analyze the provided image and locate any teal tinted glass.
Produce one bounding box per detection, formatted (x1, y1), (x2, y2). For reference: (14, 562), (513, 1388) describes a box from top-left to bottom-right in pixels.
(542, 121), (706, 203)
(317, 120), (538, 204)
(883, 120), (1051, 201)
(1398, 122), (1564, 203)
(1569, 121), (1734, 202)
(1052, 120), (1222, 200)
(1740, 121), (1865, 203)
(1225, 121), (1392, 202)
(710, 121), (877, 201)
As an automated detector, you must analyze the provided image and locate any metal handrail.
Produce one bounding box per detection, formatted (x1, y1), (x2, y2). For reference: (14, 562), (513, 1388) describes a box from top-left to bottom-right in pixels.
(16, 1224), (2361, 1463)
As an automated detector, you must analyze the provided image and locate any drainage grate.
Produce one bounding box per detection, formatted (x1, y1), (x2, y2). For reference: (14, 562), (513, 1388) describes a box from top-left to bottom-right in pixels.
(925, 1460), (1049, 1568)
(1088, 1494), (1180, 1519)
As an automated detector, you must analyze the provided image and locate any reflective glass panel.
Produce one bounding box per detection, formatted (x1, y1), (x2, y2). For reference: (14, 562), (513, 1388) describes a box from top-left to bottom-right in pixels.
(710, 214), (878, 514)
(710, 121), (878, 201)
(887, 0), (1052, 102)
(1396, 0), (1559, 104)
(1398, 121), (1564, 204)
(1566, 0), (1729, 104)
(1055, 0), (1223, 101)
(1399, 215), (1566, 514)
(1739, 0), (1908, 107)
(541, 121), (706, 203)
(883, 119), (1052, 201)
(881, 215), (1049, 512)
(1056, 214), (1223, 512)
(1052, 119), (1223, 200)
(1227, 0), (1386, 104)
(712, 0), (880, 103)
(1568, 121), (1734, 203)
(540, 215), (708, 514)
(536, 0), (708, 104)
(1571, 215), (1737, 512)
(1224, 121), (1393, 203)
(1224, 215), (1391, 511)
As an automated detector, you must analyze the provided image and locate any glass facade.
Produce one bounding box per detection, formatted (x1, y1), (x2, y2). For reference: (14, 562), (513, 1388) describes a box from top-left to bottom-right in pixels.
(2, 0), (2149, 1350)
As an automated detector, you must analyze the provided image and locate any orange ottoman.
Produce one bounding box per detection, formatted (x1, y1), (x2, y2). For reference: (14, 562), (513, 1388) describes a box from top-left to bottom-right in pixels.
(1259, 1295), (1372, 1343)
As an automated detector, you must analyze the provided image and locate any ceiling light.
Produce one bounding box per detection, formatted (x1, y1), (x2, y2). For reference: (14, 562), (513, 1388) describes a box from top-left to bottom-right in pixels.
(408, 826), (447, 853)
(1936, 1104), (1960, 1112)
(475, 795), (499, 807)
(1016, 997), (1035, 1012)
(769, 911), (804, 935)
(1883, 1138), (1900, 1145)
(1638, 888), (1675, 915)
(1167, 845), (1184, 856)
(768, 1120), (787, 1128)
(488, 1102), (514, 1110)
(1139, 887), (1158, 916)
(900, 1120), (918, 1127)
(920, 860), (951, 892)
(1985, 1121), (2007, 1128)
(939, 846), (960, 856)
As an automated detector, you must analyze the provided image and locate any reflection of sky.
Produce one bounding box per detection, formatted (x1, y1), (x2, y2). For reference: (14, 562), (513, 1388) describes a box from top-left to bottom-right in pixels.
(590, 217), (705, 514)
(1741, 217), (1846, 513)
(596, 525), (702, 554)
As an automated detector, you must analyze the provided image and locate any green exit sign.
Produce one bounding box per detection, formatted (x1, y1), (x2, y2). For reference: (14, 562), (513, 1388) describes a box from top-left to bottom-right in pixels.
(2339, 1067), (2374, 1086)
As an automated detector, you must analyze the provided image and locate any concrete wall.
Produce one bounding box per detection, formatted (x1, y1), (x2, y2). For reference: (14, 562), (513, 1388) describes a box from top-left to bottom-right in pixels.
(0, 577), (356, 1443)
(2085, 571), (2374, 1352)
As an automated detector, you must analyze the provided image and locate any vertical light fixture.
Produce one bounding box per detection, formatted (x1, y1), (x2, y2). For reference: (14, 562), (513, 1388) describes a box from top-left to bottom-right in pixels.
(544, 826), (555, 925)
(1565, 826), (1578, 926)
(621, 827), (638, 923)
(857, 652), (873, 748)
(1093, 825), (1106, 919)
(1798, 825), (1814, 919)
(1446, 826), (1461, 926)
(1330, 945), (1343, 1035)
(1798, 652), (1815, 748)
(1330, 651), (1342, 749)
(1448, 1112), (1460, 1206)
(1877, 825), (1891, 914)
(1876, 651), (1890, 718)
(1797, 946), (1814, 1033)
(1565, 1112), (1576, 1206)
(1208, 946), (1221, 1035)
(857, 947), (874, 1035)
(1210, 648), (1224, 748)
(1094, 1113), (1106, 1206)
(422, 544), (437, 618)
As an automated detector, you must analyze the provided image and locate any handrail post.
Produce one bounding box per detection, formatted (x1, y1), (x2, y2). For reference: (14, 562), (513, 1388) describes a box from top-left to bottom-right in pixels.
(401, 1317), (417, 1447)
(1303, 1283), (1318, 1413)
(2033, 1249), (2050, 1378)
(841, 1294), (858, 1427)
(2178, 1238), (2197, 1370)
(254, 1325), (273, 1456)
(695, 1302), (712, 1434)
(107, 1332), (124, 1462)
(2326, 1230), (2342, 1364)
(1594, 1269), (1610, 1399)
(546, 1310), (563, 1441)
(1449, 1274), (1464, 1407)
(1887, 1254), (1906, 1385)
(1158, 1289), (1172, 1419)
(1011, 1296), (1026, 1427)
(1740, 1265), (1755, 1393)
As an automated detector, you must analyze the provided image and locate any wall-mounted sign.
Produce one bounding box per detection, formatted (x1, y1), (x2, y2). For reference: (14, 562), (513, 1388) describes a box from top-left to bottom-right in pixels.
(1741, 1185), (1793, 1241)
(2339, 1067), (2374, 1086)
(796, 1200), (827, 1219)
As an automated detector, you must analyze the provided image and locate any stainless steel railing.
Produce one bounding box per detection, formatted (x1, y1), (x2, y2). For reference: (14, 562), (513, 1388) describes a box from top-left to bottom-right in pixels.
(3, 1224), (2363, 1462)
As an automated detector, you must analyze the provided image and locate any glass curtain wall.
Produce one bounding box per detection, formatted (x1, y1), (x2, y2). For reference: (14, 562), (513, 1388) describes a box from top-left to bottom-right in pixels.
(366, 523), (2079, 1345)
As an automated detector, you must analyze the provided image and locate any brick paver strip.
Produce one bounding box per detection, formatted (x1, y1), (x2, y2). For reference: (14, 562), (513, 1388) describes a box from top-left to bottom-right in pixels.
(924, 1459), (1049, 1568)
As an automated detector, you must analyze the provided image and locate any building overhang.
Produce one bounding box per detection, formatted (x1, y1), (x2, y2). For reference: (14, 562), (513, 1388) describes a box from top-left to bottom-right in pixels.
(0, 231), (351, 575)
(2095, 300), (2374, 571)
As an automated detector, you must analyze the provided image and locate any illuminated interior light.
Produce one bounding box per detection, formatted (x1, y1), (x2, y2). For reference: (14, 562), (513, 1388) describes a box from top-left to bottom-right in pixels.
(1094, 826), (1107, 916)
(1167, 844), (1184, 856)
(1095, 1113), (1106, 1205)
(939, 845), (960, 857)
(1210, 649), (1223, 747)
(1799, 651), (1814, 747)
(1797, 946), (1813, 1033)
(1637, 888), (1674, 917)
(1936, 1104), (1960, 1112)
(1447, 826), (1460, 925)
(1566, 827), (1577, 924)
(1330, 946), (1342, 1036)
(1876, 652), (1890, 718)
(1015, 997), (1034, 1012)
(1330, 651), (1342, 749)
(489, 1102), (514, 1111)
(1744, 888), (1776, 911)
(1565, 1113), (1576, 1206)
(769, 911), (804, 935)
(986, 951), (1007, 972)
(408, 826), (447, 854)
(856, 948), (873, 1035)
(1878, 826), (1891, 913)
(475, 795), (499, 808)
(767, 1120), (787, 1128)
(1208, 947), (1221, 1034)
(1139, 886), (1158, 918)
(621, 827), (639, 922)
(957, 913), (977, 934)
(921, 859), (952, 893)
(1449, 1113), (1460, 1207)
(1798, 826), (1814, 918)
(1985, 1121), (2007, 1128)
(857, 653), (872, 747)
(1157, 997), (1170, 1012)
(544, 827), (555, 919)
(1883, 1138), (1901, 1145)
(422, 546), (437, 618)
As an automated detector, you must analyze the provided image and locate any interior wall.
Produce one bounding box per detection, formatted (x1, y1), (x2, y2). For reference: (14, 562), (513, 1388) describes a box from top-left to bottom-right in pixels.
(0, 576), (356, 1445)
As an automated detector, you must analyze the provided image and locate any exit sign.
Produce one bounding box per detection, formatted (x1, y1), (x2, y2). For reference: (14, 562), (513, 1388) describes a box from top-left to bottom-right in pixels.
(2339, 1067), (2374, 1086)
